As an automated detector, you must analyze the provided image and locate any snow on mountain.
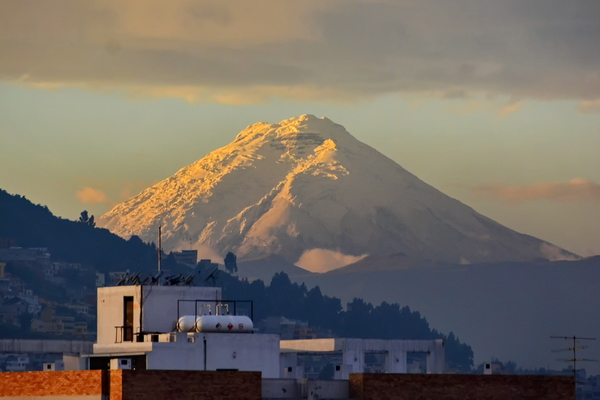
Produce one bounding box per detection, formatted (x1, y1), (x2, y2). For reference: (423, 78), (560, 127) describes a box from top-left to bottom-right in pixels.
(98, 114), (576, 269)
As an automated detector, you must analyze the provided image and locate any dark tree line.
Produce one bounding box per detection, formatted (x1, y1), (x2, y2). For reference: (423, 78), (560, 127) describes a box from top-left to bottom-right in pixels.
(78, 210), (96, 227)
(217, 271), (474, 372)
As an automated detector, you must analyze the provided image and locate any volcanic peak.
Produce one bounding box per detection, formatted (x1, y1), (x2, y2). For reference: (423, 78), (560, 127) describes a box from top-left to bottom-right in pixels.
(234, 114), (349, 145)
(99, 114), (577, 266)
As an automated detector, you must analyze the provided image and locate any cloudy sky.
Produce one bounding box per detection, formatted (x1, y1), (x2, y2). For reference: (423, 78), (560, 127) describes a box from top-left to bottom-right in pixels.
(1, 0), (599, 256)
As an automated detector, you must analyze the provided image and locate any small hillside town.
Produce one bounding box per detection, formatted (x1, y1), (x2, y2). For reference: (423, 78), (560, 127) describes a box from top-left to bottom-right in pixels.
(0, 246), (96, 340)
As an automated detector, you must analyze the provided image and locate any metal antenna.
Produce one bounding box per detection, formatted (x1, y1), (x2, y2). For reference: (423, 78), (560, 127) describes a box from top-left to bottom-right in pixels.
(158, 226), (162, 274)
(204, 266), (219, 287)
(551, 335), (597, 396)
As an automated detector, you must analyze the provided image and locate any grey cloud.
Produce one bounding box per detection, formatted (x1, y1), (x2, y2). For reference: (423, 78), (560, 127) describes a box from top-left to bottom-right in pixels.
(1, 0), (599, 102)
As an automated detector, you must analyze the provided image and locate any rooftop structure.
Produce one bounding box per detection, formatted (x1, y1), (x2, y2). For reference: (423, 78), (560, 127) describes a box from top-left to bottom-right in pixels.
(92, 285), (280, 378)
(91, 284), (445, 380)
(280, 338), (445, 379)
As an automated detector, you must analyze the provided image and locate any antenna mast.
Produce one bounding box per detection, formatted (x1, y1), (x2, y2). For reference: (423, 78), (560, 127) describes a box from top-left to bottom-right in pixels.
(551, 335), (597, 396)
(158, 225), (162, 273)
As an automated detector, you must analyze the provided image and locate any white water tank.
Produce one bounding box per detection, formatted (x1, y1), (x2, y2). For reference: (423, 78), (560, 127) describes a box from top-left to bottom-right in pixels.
(177, 315), (198, 332)
(177, 315), (253, 333)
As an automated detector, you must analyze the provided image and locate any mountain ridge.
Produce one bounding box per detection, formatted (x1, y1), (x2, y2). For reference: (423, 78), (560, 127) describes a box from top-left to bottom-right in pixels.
(99, 114), (577, 267)
(290, 254), (600, 373)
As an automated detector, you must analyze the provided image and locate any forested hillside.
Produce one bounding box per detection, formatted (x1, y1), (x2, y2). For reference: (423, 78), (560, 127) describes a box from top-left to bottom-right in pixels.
(0, 189), (156, 272)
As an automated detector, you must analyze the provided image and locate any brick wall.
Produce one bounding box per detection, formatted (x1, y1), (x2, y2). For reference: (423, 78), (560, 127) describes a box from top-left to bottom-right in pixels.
(115, 370), (262, 400)
(0, 370), (104, 398)
(0, 370), (261, 400)
(349, 373), (575, 400)
(109, 370), (122, 400)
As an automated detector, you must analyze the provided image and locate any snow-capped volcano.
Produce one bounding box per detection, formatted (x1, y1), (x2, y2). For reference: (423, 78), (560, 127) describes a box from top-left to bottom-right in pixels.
(98, 114), (575, 266)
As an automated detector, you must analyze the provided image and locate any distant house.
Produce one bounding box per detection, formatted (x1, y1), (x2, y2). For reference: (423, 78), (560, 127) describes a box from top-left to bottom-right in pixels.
(4, 355), (30, 372)
(0, 296), (40, 325)
(0, 247), (50, 263)
(8, 277), (25, 294)
(172, 250), (198, 267)
(0, 248), (36, 262)
(2, 296), (42, 316)
(43, 262), (60, 278)
(258, 316), (319, 340)
(51, 262), (67, 272)
(66, 286), (86, 302)
(198, 259), (219, 270)
(39, 306), (84, 336)
(53, 316), (75, 336)
(66, 301), (90, 315)
(46, 277), (66, 287)
(95, 272), (105, 287)
(0, 279), (12, 295)
(30, 318), (46, 333)
(74, 321), (88, 337)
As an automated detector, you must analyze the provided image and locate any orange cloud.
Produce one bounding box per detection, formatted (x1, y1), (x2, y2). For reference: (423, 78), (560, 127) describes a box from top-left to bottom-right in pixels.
(578, 99), (600, 113)
(474, 178), (600, 203)
(76, 187), (110, 204)
(497, 100), (523, 118)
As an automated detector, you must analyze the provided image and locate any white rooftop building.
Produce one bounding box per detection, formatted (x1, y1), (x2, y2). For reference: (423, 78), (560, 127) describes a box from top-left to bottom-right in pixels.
(92, 284), (445, 379)
(92, 285), (280, 377)
(280, 338), (445, 379)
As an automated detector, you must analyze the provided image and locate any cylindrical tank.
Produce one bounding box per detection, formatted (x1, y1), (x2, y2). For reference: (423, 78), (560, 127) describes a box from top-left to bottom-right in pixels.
(176, 315), (197, 332)
(176, 315), (254, 333)
(196, 315), (253, 333)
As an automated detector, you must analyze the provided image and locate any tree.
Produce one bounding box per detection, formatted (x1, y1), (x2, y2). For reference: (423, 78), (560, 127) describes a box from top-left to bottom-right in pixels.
(18, 312), (33, 334)
(78, 210), (96, 227)
(224, 252), (238, 275)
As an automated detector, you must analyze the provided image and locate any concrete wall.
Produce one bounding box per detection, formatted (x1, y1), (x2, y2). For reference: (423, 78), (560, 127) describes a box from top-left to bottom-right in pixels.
(146, 332), (280, 378)
(141, 286), (221, 333)
(280, 338), (445, 378)
(92, 341), (153, 356)
(262, 379), (305, 399)
(97, 286), (141, 345)
(349, 373), (575, 400)
(97, 286), (221, 344)
(262, 379), (348, 400)
(95, 331), (280, 378)
(306, 380), (348, 400)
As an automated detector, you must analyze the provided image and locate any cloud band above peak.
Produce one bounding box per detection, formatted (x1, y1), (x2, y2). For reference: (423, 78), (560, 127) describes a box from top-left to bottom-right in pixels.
(1, 1), (600, 103)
